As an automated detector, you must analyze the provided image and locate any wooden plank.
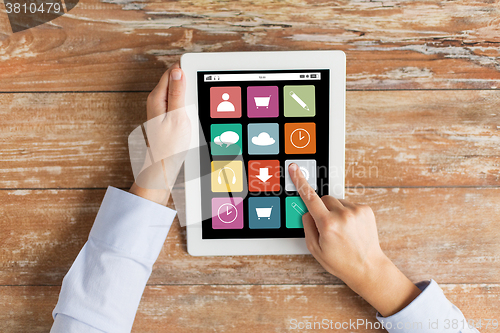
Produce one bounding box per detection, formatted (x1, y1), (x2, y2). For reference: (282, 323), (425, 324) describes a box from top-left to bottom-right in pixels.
(2, 187), (499, 286)
(0, 189), (102, 285)
(1, 91), (499, 188)
(1, 284), (499, 333)
(136, 284), (500, 332)
(346, 90), (500, 187)
(0, 92), (145, 188)
(1, 1), (500, 91)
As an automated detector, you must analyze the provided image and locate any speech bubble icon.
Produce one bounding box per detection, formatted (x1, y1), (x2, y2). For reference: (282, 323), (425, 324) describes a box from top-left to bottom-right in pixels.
(214, 136), (223, 147)
(219, 131), (239, 148)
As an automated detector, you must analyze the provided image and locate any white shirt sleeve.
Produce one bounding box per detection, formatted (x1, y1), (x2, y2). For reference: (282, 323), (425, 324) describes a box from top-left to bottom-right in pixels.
(50, 186), (177, 333)
(376, 279), (480, 333)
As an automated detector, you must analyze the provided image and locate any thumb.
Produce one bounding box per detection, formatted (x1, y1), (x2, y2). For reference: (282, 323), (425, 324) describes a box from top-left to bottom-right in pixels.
(167, 68), (186, 112)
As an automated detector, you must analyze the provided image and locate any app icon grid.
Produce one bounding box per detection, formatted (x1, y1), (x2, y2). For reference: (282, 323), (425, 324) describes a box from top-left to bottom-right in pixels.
(208, 81), (323, 232)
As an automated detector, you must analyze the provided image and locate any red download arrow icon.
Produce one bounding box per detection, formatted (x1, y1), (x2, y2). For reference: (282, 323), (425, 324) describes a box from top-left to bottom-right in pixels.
(256, 168), (272, 183)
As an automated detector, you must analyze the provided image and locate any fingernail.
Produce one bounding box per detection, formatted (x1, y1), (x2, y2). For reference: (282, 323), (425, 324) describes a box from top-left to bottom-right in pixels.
(171, 69), (182, 80)
(289, 163), (298, 171)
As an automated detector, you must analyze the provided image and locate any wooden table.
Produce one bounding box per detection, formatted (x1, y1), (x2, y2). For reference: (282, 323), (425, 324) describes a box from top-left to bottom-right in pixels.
(1, 1), (500, 332)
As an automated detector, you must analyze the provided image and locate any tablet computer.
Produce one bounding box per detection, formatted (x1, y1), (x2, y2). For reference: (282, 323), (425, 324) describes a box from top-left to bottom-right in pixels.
(180, 50), (345, 256)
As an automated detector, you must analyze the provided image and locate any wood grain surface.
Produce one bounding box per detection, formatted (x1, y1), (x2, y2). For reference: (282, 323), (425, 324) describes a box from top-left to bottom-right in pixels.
(1, 0), (500, 91)
(1, 90), (499, 189)
(2, 187), (499, 286)
(1, 284), (499, 333)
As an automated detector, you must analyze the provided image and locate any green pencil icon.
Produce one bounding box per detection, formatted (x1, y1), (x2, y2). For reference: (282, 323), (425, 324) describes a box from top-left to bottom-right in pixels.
(289, 91), (310, 111)
(291, 202), (305, 215)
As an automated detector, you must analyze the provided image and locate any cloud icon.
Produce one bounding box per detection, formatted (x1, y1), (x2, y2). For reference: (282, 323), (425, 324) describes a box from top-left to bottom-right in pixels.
(252, 132), (275, 146)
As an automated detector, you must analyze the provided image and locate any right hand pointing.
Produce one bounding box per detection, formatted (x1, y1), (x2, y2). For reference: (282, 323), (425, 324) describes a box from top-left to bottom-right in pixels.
(287, 163), (421, 317)
(287, 162), (383, 284)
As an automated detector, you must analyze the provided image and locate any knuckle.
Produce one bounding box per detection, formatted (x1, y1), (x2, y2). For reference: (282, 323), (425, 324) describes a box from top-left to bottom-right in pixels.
(353, 204), (372, 217)
(359, 204), (373, 214)
(302, 212), (315, 227)
(168, 86), (184, 97)
(304, 189), (316, 201)
(147, 90), (155, 100)
(320, 196), (330, 205)
(316, 210), (331, 222)
(352, 205), (363, 214)
(297, 183), (311, 197)
(339, 209), (355, 222)
(305, 240), (316, 253)
(302, 212), (312, 222)
(147, 91), (157, 105)
(322, 221), (337, 234)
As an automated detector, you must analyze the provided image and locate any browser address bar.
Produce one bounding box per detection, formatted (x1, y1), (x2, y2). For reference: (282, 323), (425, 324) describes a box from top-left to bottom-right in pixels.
(204, 72), (321, 82)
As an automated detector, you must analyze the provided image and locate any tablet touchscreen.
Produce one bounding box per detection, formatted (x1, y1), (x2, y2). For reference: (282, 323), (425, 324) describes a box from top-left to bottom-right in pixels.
(197, 69), (330, 239)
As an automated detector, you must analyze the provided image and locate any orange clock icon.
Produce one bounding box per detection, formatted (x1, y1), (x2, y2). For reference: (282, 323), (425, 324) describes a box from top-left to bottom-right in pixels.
(290, 128), (311, 149)
(284, 122), (316, 154)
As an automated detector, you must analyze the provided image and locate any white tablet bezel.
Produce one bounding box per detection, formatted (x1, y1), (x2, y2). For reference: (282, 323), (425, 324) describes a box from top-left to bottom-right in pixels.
(180, 50), (345, 256)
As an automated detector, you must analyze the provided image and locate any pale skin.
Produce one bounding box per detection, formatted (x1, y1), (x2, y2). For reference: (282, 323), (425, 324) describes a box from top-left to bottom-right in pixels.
(288, 163), (422, 317)
(129, 62), (186, 206)
(130, 63), (421, 318)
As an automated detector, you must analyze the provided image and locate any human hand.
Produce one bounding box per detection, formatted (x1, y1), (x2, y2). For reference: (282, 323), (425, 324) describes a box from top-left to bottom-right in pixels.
(129, 62), (190, 205)
(287, 163), (384, 284)
(288, 163), (421, 317)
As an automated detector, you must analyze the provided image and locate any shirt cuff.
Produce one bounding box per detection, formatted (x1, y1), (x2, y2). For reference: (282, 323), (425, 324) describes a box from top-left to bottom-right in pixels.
(376, 279), (478, 333)
(51, 313), (105, 333)
(51, 186), (177, 333)
(89, 185), (177, 263)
